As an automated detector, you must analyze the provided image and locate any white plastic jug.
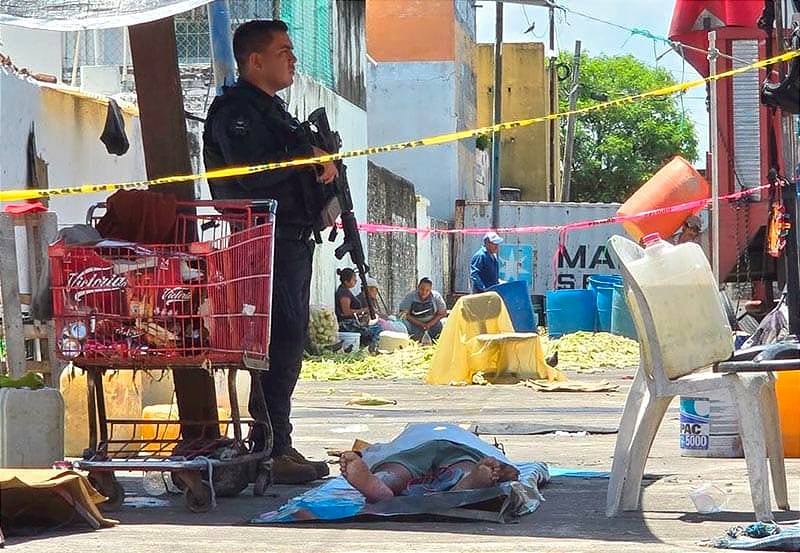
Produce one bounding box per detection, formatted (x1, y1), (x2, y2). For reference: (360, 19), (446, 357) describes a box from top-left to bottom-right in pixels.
(626, 234), (733, 379)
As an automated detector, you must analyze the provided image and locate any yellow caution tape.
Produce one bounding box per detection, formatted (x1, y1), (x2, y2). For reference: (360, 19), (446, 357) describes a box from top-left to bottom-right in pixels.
(1, 49), (798, 202)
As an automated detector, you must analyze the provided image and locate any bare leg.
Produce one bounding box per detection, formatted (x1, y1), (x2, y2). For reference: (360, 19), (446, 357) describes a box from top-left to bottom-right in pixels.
(339, 452), (411, 503)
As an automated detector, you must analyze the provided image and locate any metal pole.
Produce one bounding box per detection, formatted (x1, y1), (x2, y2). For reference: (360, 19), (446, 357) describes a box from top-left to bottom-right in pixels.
(561, 40), (581, 202)
(490, 1), (504, 228)
(708, 31), (720, 284)
(783, 179), (799, 335)
(207, 0), (237, 95)
(70, 31), (82, 86)
(93, 29), (100, 65)
(121, 27), (128, 83)
(547, 3), (557, 202)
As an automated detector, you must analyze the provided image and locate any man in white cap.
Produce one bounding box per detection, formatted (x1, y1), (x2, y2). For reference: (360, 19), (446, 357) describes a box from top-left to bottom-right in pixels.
(470, 231), (504, 293)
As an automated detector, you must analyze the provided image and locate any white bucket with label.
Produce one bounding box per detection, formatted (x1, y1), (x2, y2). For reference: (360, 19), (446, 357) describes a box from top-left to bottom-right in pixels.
(679, 389), (743, 458)
(337, 332), (361, 353)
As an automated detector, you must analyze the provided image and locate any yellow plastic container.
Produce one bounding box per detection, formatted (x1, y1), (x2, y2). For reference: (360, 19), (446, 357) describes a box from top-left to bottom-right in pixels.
(140, 404), (230, 453)
(60, 366), (175, 456)
(775, 370), (800, 458)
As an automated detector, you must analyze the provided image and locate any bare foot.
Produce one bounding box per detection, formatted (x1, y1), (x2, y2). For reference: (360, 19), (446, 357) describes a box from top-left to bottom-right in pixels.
(339, 451), (395, 503)
(451, 457), (501, 491)
(497, 460), (520, 483)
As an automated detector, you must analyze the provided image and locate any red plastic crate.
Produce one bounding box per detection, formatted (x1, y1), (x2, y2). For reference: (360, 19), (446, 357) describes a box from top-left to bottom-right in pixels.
(49, 200), (275, 368)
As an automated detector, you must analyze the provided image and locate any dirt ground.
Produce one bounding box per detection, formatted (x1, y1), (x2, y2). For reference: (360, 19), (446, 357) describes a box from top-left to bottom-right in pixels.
(5, 368), (799, 552)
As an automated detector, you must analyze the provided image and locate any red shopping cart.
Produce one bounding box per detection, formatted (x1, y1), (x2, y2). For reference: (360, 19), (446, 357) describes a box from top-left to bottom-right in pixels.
(50, 200), (276, 512)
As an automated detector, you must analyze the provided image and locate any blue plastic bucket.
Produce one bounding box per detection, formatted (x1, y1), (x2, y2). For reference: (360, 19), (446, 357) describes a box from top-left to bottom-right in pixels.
(588, 275), (622, 332)
(610, 283), (638, 340)
(489, 280), (536, 332)
(546, 289), (597, 338)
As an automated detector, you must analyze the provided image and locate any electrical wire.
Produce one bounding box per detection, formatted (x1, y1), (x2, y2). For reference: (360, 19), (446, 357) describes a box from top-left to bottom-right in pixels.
(552, 2), (751, 64)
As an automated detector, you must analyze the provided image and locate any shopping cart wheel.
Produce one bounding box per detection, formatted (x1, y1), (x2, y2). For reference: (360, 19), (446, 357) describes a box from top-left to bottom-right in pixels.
(184, 480), (213, 513)
(89, 472), (125, 512)
(171, 472), (187, 492)
(253, 466), (271, 497)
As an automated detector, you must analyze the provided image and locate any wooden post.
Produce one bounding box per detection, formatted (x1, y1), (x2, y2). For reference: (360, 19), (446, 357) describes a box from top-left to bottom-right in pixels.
(128, 18), (195, 201)
(0, 211), (60, 385)
(128, 18), (219, 440)
(0, 213), (26, 378)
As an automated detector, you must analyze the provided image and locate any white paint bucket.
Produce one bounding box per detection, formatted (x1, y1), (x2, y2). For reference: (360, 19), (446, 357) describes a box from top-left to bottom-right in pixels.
(679, 388), (743, 458)
(337, 332), (361, 353)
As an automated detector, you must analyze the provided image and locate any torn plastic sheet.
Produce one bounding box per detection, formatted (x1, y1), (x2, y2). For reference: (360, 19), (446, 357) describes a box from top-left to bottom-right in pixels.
(0, 1), (212, 31)
(250, 461), (549, 524)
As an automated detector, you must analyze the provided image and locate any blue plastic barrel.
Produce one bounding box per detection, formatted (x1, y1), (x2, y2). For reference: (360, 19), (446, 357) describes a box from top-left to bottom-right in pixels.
(546, 289), (597, 338)
(588, 275), (622, 332)
(610, 283), (638, 340)
(489, 280), (536, 332)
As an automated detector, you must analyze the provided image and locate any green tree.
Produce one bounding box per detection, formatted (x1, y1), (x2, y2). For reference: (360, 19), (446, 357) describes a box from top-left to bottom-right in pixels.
(559, 52), (699, 203)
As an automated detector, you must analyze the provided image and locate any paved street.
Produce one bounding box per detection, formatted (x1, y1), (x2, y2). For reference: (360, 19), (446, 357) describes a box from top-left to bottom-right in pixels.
(6, 368), (799, 552)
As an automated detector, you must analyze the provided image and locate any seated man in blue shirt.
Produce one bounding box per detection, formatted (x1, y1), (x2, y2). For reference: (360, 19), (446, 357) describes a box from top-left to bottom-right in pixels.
(470, 231), (503, 293)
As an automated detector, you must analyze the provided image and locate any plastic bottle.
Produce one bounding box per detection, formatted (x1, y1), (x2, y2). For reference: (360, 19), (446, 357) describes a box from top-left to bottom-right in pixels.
(628, 232), (733, 379)
(142, 471), (168, 496)
(689, 483), (727, 513)
(420, 330), (433, 347)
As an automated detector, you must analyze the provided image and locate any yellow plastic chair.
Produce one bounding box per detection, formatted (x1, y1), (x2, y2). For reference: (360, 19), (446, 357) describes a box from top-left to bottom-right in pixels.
(425, 292), (563, 384)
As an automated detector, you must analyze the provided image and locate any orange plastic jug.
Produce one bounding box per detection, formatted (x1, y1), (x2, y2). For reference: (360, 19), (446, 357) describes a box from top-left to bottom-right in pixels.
(775, 370), (800, 458)
(617, 156), (709, 242)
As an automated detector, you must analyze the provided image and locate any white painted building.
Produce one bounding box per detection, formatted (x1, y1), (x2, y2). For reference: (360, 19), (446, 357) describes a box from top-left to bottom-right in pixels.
(0, 66), (146, 225)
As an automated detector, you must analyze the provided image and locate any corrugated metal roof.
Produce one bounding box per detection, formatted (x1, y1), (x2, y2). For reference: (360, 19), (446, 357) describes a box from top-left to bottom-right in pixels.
(0, 0), (213, 30)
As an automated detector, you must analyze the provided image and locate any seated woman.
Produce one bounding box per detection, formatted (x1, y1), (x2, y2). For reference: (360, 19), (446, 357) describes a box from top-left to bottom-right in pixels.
(335, 268), (382, 351)
(339, 423), (520, 503)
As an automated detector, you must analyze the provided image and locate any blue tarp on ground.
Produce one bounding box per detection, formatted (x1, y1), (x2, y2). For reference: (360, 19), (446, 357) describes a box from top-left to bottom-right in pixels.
(250, 422), (612, 524)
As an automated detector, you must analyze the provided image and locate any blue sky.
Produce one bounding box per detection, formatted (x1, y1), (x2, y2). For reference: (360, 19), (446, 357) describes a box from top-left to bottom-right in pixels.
(475, 0), (709, 167)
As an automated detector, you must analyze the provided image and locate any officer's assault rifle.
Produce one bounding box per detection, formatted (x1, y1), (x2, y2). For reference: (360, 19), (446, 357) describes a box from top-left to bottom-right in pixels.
(304, 107), (374, 318)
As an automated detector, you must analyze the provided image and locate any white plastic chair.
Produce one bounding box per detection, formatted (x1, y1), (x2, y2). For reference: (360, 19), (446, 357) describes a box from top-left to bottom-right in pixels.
(605, 236), (789, 521)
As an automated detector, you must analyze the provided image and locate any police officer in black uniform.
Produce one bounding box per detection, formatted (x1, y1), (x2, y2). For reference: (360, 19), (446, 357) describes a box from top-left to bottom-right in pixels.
(203, 20), (335, 484)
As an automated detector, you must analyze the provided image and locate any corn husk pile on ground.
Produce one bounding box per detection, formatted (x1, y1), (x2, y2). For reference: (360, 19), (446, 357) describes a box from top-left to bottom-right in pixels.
(300, 330), (639, 381)
(306, 306), (339, 355)
(301, 345), (434, 381)
(540, 331), (640, 371)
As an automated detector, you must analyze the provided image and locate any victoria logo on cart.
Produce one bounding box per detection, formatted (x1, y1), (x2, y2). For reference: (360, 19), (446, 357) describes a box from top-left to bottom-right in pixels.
(161, 287), (192, 305)
(67, 267), (128, 300)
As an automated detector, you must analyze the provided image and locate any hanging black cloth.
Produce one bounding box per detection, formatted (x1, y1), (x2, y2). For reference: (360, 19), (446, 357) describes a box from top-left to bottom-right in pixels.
(100, 98), (130, 155)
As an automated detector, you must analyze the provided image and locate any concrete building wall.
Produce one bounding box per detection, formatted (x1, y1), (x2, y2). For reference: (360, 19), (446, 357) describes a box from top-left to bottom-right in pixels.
(0, 68), (146, 226)
(454, 10), (477, 205)
(283, 72), (369, 308)
(476, 42), (549, 201)
(366, 61), (457, 221)
(365, 0), (478, 222)
(366, 162), (417, 312)
(333, 0), (366, 110)
(365, 0), (454, 62)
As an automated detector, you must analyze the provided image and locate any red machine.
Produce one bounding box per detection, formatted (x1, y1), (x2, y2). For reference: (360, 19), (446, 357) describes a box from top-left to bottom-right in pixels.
(669, 0), (798, 300)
